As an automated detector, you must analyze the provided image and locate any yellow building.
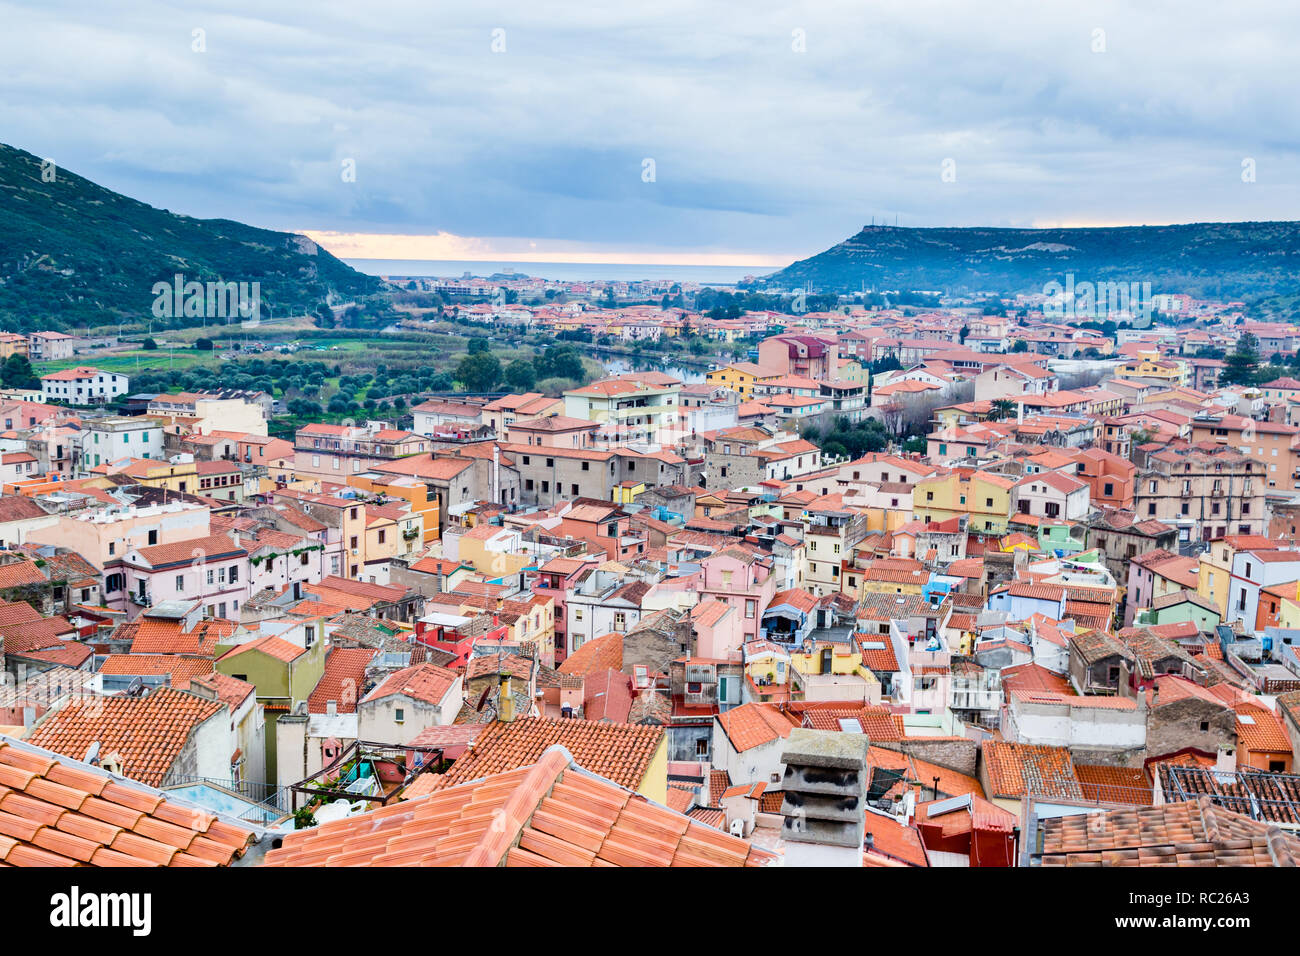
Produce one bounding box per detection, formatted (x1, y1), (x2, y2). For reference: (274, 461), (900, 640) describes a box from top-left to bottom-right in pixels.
(789, 641), (881, 703)
(116, 457), (199, 493)
(914, 471), (1016, 535)
(1114, 351), (1189, 387)
(347, 473), (440, 545)
(612, 480), (645, 504)
(457, 525), (534, 581)
(1277, 590), (1300, 630)
(1197, 537), (1260, 618)
(835, 360), (870, 385)
(704, 362), (779, 400)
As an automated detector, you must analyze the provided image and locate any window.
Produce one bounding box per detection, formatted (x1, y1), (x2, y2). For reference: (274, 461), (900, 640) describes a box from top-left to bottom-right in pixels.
(229, 566), (238, 583)
(175, 575), (184, 592)
(148, 529), (158, 545)
(695, 738), (709, 757)
(1200, 721), (1210, 732)
(745, 599), (756, 618)
(378, 529), (386, 544)
(574, 608), (583, 621)
(394, 708), (405, 724)
(207, 568), (215, 585)
(614, 612), (626, 631)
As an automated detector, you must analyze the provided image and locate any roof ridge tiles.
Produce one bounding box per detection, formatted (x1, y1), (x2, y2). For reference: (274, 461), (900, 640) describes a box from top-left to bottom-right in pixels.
(462, 745), (572, 867)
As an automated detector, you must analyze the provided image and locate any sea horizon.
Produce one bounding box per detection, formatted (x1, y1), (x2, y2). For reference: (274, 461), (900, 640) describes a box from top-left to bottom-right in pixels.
(343, 258), (770, 285)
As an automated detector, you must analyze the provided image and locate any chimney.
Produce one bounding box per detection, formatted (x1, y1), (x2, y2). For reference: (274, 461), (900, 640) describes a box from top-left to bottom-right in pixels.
(498, 676), (515, 722)
(779, 728), (869, 867)
(327, 700), (337, 717)
(1215, 744), (1237, 774)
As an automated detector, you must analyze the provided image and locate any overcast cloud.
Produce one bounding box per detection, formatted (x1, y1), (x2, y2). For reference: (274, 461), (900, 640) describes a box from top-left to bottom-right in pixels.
(3, 0), (1299, 264)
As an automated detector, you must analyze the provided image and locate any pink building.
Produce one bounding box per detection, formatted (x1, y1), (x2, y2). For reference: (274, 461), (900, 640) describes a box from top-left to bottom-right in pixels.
(120, 532), (251, 620)
(504, 415), (598, 448)
(696, 547), (778, 646)
(532, 554), (601, 662)
(692, 598), (744, 661)
(757, 334), (840, 381)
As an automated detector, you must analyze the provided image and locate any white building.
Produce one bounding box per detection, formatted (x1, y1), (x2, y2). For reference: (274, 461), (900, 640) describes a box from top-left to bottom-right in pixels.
(81, 417), (164, 470)
(41, 366), (129, 405)
(1013, 471), (1091, 521)
(356, 663), (463, 745)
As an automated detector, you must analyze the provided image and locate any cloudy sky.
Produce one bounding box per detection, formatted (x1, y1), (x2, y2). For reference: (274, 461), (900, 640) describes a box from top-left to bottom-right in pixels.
(4, 0), (1299, 266)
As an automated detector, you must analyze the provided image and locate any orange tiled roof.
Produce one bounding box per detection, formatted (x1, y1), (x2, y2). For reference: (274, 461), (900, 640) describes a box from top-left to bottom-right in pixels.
(364, 662), (459, 707)
(717, 702), (800, 753)
(25, 687), (225, 787)
(1236, 703), (1293, 755)
(432, 716), (663, 792)
(186, 672), (255, 714)
(1074, 764), (1153, 805)
(98, 654), (217, 685)
(982, 741), (1081, 800)
(0, 737), (255, 866)
(558, 632), (623, 677)
(1040, 796), (1300, 867)
(123, 616), (237, 656)
(217, 635), (305, 665)
(262, 745), (773, 867)
(308, 647), (378, 714)
(0, 559), (47, 589)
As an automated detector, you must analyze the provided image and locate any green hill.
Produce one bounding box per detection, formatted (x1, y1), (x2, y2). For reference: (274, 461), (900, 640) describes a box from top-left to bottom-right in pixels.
(762, 222), (1300, 299)
(0, 143), (382, 330)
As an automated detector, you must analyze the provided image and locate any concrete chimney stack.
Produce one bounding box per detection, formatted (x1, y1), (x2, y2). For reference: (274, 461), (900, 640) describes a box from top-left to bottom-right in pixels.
(779, 728), (869, 867)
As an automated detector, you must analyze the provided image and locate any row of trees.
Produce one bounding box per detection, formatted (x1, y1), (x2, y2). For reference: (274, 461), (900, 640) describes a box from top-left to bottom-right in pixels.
(455, 341), (590, 392)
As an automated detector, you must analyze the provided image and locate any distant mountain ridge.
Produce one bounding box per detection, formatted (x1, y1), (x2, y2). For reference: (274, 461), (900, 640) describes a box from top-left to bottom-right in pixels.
(762, 222), (1300, 299)
(0, 143), (382, 330)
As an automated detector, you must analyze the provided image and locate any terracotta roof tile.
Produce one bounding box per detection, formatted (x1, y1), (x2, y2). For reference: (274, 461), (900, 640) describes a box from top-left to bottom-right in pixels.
(263, 744), (770, 867)
(982, 741), (1081, 800)
(432, 716), (663, 792)
(717, 702), (800, 753)
(1040, 796), (1300, 867)
(0, 738), (254, 867)
(307, 647), (377, 714)
(363, 662), (459, 707)
(24, 688), (225, 788)
(123, 616), (237, 656)
(558, 632), (623, 677)
(217, 634), (305, 665)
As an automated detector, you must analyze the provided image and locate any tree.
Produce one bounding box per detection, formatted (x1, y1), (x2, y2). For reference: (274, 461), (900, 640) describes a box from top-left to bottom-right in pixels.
(1222, 332), (1261, 386)
(1010, 339), (1029, 353)
(456, 352), (502, 391)
(467, 337), (490, 355)
(0, 354), (39, 389)
(142, 337), (158, 351)
(990, 399), (1019, 420)
(195, 338), (214, 351)
(504, 359), (537, 391)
